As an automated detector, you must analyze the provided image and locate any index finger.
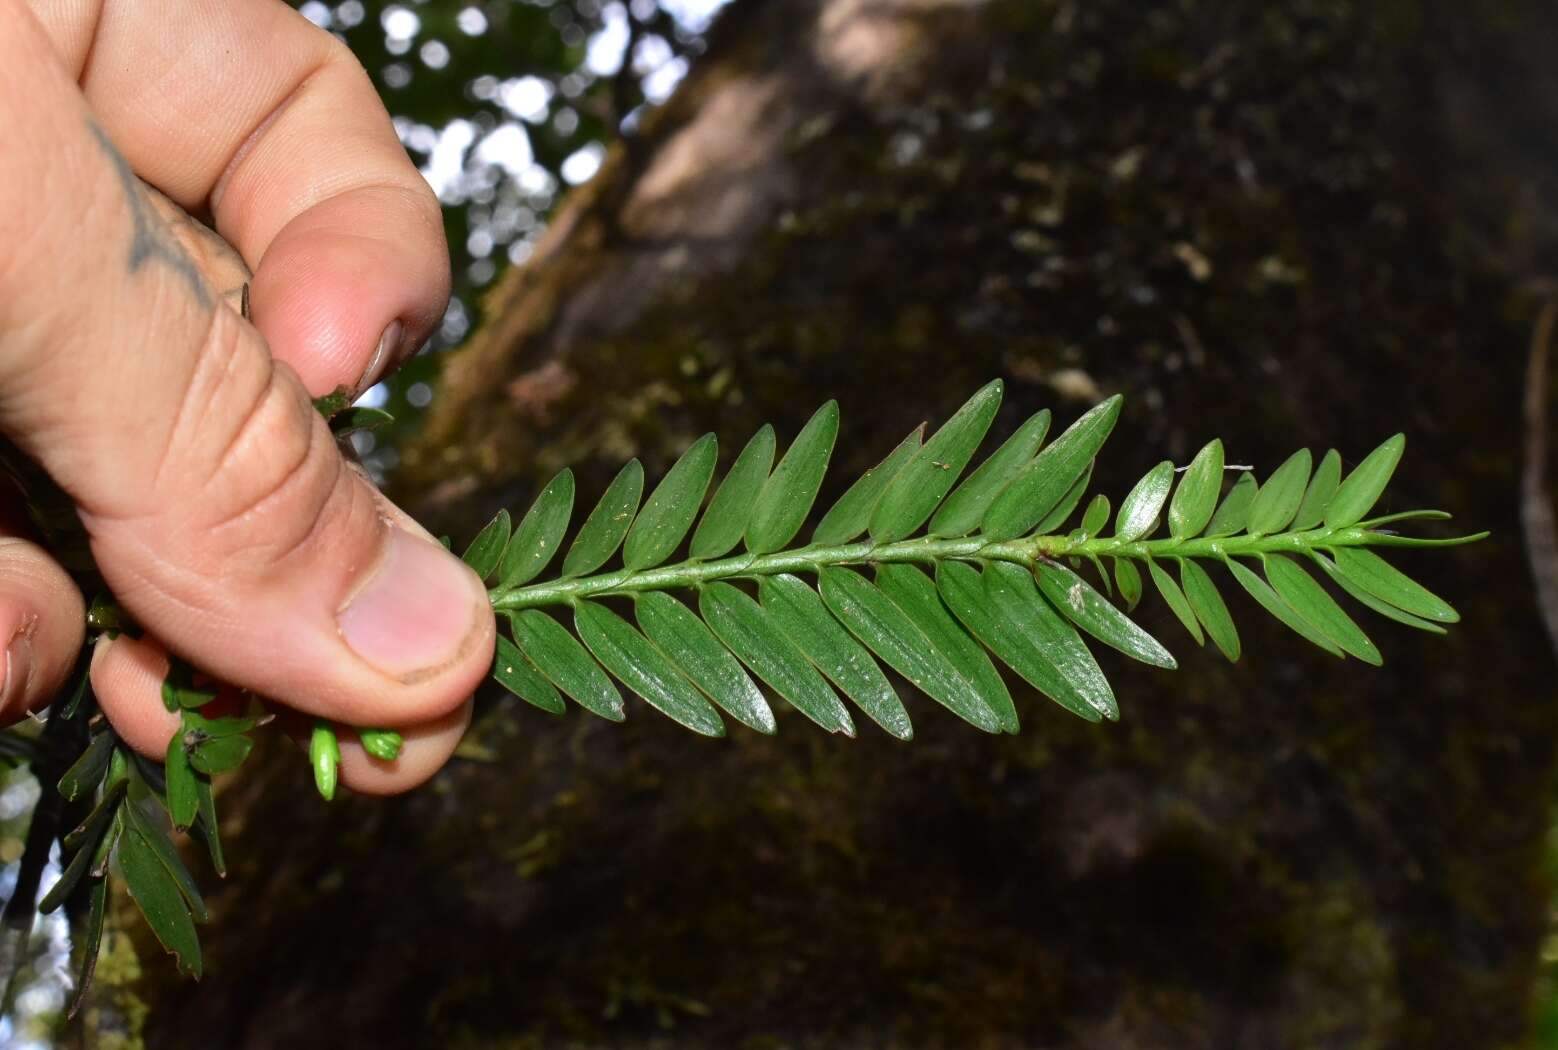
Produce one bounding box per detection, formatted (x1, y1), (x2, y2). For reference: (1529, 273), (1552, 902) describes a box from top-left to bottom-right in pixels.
(30, 0), (450, 395)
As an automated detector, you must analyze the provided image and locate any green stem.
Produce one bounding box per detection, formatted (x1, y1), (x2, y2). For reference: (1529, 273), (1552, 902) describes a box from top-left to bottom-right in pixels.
(489, 524), (1485, 612)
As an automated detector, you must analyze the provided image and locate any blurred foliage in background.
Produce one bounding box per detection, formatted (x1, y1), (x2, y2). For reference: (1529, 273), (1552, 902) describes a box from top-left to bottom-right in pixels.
(0, 761), (72, 1048)
(1536, 825), (1558, 1045)
(286, 0), (729, 461)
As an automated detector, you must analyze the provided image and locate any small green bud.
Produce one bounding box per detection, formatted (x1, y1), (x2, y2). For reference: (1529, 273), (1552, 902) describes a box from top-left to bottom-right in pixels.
(357, 728), (404, 762)
(310, 722), (341, 802)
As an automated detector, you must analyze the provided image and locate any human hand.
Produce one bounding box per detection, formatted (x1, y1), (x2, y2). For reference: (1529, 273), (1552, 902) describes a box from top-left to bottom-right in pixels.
(0, 0), (496, 793)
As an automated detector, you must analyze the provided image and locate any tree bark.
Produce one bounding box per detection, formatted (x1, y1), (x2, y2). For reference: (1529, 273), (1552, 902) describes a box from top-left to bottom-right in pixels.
(127, 1), (1558, 1047)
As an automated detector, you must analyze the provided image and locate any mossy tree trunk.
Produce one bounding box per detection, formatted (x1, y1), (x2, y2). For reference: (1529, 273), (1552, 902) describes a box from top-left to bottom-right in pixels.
(129, 1), (1558, 1046)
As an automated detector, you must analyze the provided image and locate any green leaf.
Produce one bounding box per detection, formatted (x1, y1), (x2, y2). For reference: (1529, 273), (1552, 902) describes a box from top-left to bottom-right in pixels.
(492, 634), (566, 715)
(576, 601), (725, 737)
(163, 736), (199, 832)
(1034, 561), (1175, 669)
(160, 658), (215, 711)
(1179, 559), (1240, 661)
(1357, 509), (1452, 529)
(874, 563), (1016, 733)
(937, 561), (1114, 722)
(188, 735), (254, 776)
(1347, 530), (1489, 550)
(1293, 449), (1341, 530)
(119, 824), (202, 978)
(1146, 557), (1203, 645)
(64, 779), (125, 854)
(1264, 555), (1382, 664)
(500, 469), (576, 587)
(460, 509), (512, 582)
(634, 592), (775, 734)
(746, 401), (840, 554)
(1085, 554), (1113, 598)
(691, 426), (774, 560)
(1310, 553), (1448, 634)
(561, 460), (643, 577)
(871, 380), (1003, 542)
(623, 434), (718, 570)
(812, 425), (923, 545)
(194, 779), (224, 878)
(61, 670), (92, 720)
(1114, 460), (1175, 541)
(45, 789), (121, 914)
(40, 826), (103, 915)
(756, 574), (911, 740)
(124, 778), (208, 921)
(58, 731), (113, 802)
(92, 822), (121, 890)
(1246, 448), (1311, 535)
(66, 873), (108, 1019)
(1204, 471), (1257, 538)
(1080, 494), (1111, 538)
(311, 389), (352, 419)
(1115, 467), (1171, 545)
(699, 582), (853, 735)
(509, 610), (625, 722)
(1328, 547), (1458, 623)
(1224, 558), (1343, 656)
(1169, 439), (1224, 539)
(328, 406), (394, 438)
(819, 567), (1002, 733)
(984, 395), (1123, 540)
(1325, 435), (1406, 528)
(930, 409), (1051, 537)
(181, 710), (266, 739)
(1030, 465), (1093, 536)
(1115, 558), (1143, 611)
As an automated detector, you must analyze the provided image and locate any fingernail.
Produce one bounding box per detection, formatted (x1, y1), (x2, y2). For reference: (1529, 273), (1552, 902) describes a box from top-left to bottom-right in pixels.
(357, 320), (403, 396)
(338, 527), (483, 681)
(0, 635), (32, 715)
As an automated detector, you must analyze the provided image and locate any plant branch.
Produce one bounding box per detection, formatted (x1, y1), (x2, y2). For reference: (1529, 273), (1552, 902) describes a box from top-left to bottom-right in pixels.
(490, 521), (1484, 612)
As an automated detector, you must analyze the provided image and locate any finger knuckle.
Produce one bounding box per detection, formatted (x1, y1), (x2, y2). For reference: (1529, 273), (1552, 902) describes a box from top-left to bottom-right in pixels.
(146, 317), (371, 577)
(196, 382), (346, 571)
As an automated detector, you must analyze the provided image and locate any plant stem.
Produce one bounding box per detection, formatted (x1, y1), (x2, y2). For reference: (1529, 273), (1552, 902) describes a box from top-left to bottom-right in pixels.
(489, 523), (1485, 612)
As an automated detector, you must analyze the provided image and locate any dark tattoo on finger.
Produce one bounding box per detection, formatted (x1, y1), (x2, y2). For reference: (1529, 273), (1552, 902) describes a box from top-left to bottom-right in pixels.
(133, 178), (251, 280)
(86, 120), (213, 310)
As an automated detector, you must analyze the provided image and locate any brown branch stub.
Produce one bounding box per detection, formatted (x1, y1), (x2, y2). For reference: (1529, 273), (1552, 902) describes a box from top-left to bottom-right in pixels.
(1521, 283), (1558, 658)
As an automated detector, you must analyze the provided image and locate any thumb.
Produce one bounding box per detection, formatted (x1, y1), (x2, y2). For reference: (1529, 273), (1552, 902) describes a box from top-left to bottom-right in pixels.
(0, 7), (493, 727)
